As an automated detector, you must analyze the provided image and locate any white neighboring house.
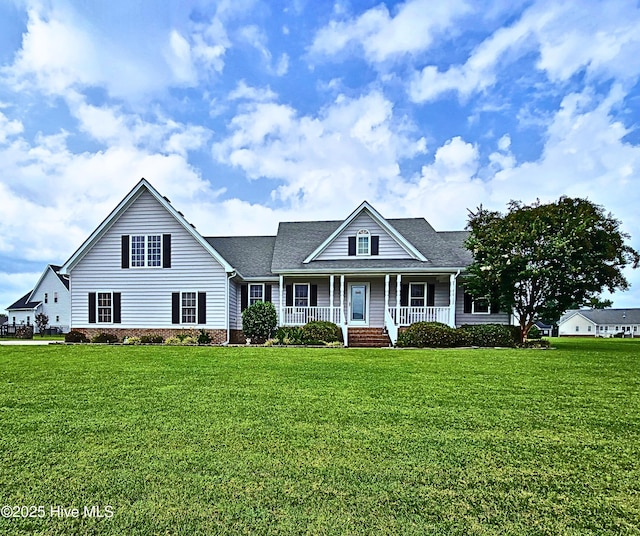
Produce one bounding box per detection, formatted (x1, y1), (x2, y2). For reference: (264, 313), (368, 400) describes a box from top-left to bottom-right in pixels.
(5, 265), (70, 333)
(558, 309), (640, 337)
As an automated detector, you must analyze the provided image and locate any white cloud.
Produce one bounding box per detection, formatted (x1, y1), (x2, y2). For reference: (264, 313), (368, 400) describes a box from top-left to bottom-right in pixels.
(213, 90), (426, 212)
(410, 0), (640, 102)
(310, 0), (472, 62)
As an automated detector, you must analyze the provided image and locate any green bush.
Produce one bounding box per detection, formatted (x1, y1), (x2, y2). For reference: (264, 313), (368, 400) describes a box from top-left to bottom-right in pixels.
(301, 321), (343, 344)
(165, 336), (182, 345)
(124, 336), (141, 345)
(91, 332), (119, 344)
(197, 329), (212, 345)
(275, 326), (305, 345)
(242, 302), (278, 343)
(65, 330), (88, 343)
(521, 338), (550, 348)
(527, 325), (541, 340)
(396, 322), (460, 348)
(140, 334), (164, 344)
(458, 324), (516, 347)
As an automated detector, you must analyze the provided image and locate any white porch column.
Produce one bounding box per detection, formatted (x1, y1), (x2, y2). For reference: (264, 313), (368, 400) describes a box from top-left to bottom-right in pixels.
(330, 275), (335, 323)
(279, 274), (284, 325)
(340, 275), (345, 325)
(396, 274), (401, 322)
(384, 274), (390, 318)
(449, 272), (458, 328)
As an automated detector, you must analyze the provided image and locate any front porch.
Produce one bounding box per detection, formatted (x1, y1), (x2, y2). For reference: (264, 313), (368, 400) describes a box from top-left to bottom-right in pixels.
(276, 273), (459, 346)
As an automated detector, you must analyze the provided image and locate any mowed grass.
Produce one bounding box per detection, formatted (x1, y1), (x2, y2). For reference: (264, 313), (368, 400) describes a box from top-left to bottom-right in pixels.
(0, 340), (639, 535)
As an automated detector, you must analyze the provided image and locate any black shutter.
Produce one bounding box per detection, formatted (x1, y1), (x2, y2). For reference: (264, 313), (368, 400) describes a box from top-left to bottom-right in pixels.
(348, 236), (356, 256)
(427, 284), (435, 307)
(198, 292), (206, 324)
(113, 293), (121, 323)
(463, 292), (473, 314)
(371, 235), (379, 256)
(491, 297), (500, 314)
(88, 293), (96, 324)
(240, 285), (248, 311)
(310, 285), (318, 307)
(172, 292), (180, 324)
(162, 234), (171, 268)
(400, 284), (409, 307)
(286, 285), (293, 307)
(121, 236), (129, 269)
(265, 284), (272, 303)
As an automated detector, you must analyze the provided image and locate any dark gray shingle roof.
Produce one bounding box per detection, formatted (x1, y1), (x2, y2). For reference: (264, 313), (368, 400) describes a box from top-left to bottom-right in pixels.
(7, 291), (41, 311)
(560, 308), (640, 325)
(270, 218), (471, 272)
(206, 236), (277, 278)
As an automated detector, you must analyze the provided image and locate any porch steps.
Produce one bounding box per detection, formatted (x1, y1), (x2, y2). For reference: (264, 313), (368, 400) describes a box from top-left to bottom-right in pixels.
(348, 328), (392, 348)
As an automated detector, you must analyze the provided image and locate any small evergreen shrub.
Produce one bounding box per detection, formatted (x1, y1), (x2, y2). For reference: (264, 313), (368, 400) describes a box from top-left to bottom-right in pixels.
(521, 338), (550, 348)
(197, 329), (212, 345)
(15, 325), (34, 340)
(396, 322), (459, 348)
(301, 321), (343, 344)
(242, 302), (278, 343)
(181, 336), (197, 345)
(124, 336), (141, 345)
(91, 332), (119, 344)
(458, 324), (516, 347)
(165, 336), (182, 345)
(65, 330), (88, 343)
(140, 334), (164, 344)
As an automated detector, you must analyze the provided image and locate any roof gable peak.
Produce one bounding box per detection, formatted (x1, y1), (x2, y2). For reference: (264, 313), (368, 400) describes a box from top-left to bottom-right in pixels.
(302, 200), (427, 263)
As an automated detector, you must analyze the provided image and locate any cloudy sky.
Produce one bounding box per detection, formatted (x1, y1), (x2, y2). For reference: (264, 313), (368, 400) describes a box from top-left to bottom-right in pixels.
(1, 0), (640, 311)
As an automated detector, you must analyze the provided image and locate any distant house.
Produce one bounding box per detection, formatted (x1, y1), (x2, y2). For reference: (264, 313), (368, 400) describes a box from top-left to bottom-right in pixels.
(59, 179), (511, 346)
(558, 309), (640, 337)
(5, 265), (70, 333)
(533, 320), (554, 337)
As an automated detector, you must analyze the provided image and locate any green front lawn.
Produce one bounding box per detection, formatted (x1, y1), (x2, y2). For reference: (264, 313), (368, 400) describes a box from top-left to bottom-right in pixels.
(1, 339), (639, 534)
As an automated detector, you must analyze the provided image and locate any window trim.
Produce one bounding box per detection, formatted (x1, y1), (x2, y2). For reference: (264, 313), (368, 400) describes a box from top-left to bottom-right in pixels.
(249, 283), (265, 306)
(409, 283), (426, 307)
(356, 229), (370, 256)
(471, 297), (491, 315)
(294, 283), (310, 307)
(129, 234), (163, 269)
(96, 291), (114, 324)
(180, 291), (198, 324)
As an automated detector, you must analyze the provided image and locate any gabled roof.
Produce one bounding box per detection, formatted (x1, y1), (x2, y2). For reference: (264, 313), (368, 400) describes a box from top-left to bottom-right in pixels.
(206, 236), (277, 279)
(271, 218), (470, 273)
(302, 201), (427, 263)
(60, 179), (233, 274)
(28, 265), (69, 302)
(560, 308), (640, 325)
(7, 291), (41, 311)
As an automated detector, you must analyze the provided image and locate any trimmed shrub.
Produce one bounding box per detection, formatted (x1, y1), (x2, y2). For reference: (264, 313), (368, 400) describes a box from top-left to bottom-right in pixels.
(301, 321), (343, 344)
(140, 334), (164, 344)
(124, 336), (141, 345)
(165, 336), (182, 345)
(91, 332), (119, 344)
(458, 324), (516, 347)
(522, 338), (550, 348)
(242, 302), (278, 343)
(15, 325), (34, 340)
(396, 322), (460, 348)
(197, 329), (212, 345)
(65, 330), (88, 343)
(275, 326), (305, 345)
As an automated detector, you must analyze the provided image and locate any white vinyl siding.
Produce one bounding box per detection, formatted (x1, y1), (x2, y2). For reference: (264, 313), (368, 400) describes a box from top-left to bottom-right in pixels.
(14, 267), (71, 333)
(558, 314), (597, 336)
(70, 190), (228, 329)
(455, 285), (510, 326)
(316, 212), (414, 260)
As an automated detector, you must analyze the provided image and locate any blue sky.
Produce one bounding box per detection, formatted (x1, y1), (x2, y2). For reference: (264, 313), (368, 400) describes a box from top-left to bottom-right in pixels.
(1, 0), (640, 311)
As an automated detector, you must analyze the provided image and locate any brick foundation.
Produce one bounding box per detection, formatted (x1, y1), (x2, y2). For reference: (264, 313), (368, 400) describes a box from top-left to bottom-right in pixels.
(72, 327), (228, 344)
(229, 330), (248, 344)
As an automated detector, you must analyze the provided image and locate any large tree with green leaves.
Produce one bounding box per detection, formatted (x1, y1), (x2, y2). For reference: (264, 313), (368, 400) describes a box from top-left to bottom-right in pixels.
(464, 197), (639, 340)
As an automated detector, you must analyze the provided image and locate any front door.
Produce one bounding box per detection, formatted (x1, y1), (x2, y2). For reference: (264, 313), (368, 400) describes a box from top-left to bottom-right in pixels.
(349, 283), (369, 326)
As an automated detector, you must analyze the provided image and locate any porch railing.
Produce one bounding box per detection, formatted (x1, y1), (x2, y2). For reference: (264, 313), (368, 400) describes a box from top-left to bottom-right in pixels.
(281, 306), (342, 326)
(388, 306), (450, 326)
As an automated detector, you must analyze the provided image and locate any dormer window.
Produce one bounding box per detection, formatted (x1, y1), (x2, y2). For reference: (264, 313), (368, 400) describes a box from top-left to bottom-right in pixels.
(357, 229), (370, 256)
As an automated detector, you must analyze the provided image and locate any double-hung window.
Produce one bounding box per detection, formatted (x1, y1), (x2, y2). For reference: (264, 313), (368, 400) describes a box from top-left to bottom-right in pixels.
(472, 298), (490, 314)
(181, 292), (197, 324)
(97, 292), (113, 323)
(131, 235), (162, 268)
(409, 284), (425, 307)
(249, 284), (264, 305)
(294, 284), (309, 307)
